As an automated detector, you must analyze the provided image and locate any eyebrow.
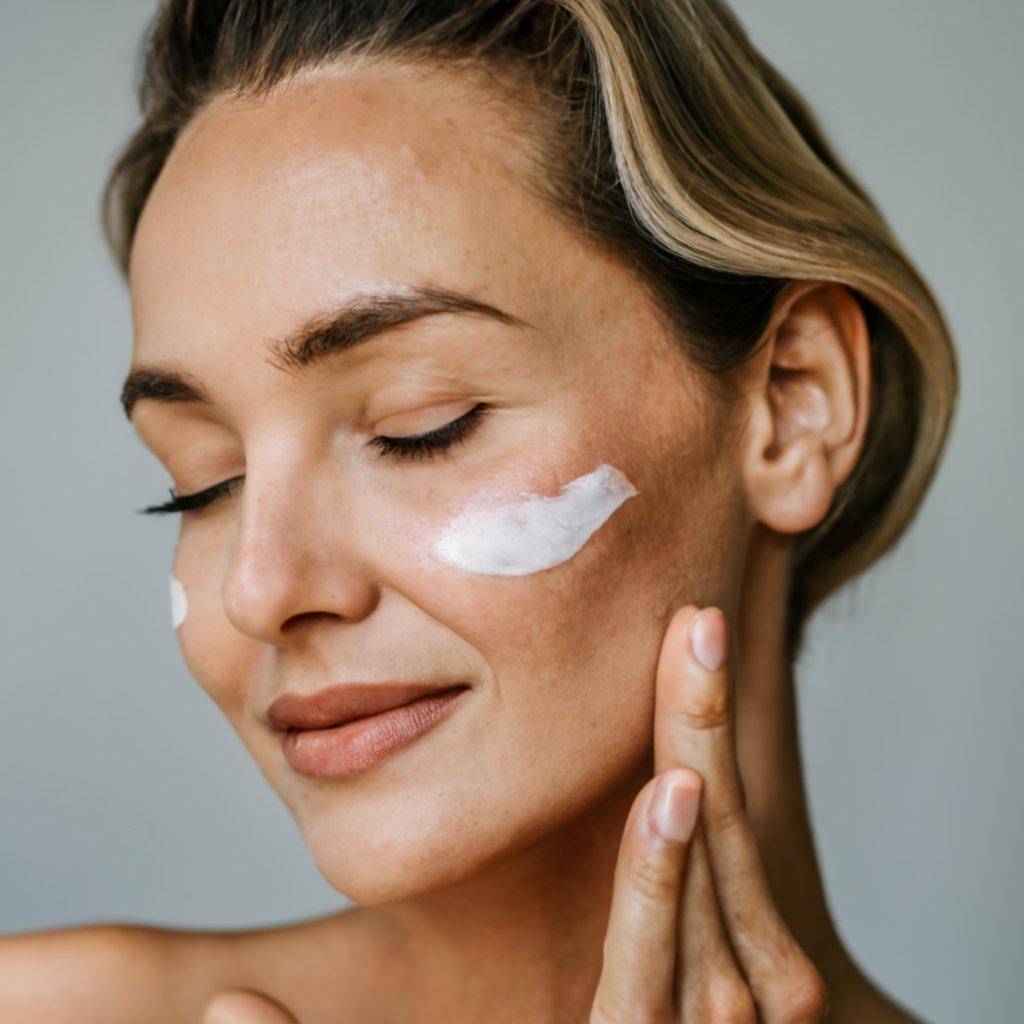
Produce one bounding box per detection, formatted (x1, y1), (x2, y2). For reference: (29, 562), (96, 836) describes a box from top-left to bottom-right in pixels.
(119, 283), (531, 420)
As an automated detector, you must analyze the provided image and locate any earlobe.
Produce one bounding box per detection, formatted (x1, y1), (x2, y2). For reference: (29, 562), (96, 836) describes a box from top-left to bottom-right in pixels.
(745, 431), (835, 534)
(739, 281), (871, 536)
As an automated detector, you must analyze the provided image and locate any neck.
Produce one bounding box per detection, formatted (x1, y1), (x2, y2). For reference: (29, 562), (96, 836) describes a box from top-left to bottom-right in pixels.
(729, 526), (850, 976)
(368, 527), (852, 1023)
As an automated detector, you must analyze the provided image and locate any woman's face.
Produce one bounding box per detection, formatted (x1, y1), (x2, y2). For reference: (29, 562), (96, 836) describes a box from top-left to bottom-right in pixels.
(127, 61), (749, 902)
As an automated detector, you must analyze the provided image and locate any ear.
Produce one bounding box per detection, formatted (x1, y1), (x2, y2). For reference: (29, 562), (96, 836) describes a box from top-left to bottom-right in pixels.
(738, 280), (872, 534)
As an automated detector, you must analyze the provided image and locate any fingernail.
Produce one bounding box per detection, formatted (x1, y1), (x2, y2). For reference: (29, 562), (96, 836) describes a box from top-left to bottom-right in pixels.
(690, 608), (725, 672)
(649, 771), (700, 842)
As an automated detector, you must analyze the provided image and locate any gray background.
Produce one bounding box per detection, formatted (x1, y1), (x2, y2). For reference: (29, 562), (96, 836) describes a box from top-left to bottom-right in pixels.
(1, 2), (1020, 1020)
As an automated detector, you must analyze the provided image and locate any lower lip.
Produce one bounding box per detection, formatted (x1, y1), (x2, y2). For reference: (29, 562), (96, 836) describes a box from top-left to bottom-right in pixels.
(280, 686), (468, 779)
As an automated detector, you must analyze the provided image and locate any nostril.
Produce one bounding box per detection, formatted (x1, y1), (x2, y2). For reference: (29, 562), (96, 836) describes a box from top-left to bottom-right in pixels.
(280, 609), (345, 632)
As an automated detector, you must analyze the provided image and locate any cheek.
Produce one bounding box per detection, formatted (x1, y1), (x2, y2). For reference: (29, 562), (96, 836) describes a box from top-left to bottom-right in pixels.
(169, 533), (256, 717)
(431, 463), (638, 576)
(365, 460), (641, 582)
(369, 442), (738, 719)
(362, 459), (669, 704)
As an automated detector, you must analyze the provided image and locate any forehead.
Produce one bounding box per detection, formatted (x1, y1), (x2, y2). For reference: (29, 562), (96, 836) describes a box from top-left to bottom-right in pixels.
(128, 60), (587, 364)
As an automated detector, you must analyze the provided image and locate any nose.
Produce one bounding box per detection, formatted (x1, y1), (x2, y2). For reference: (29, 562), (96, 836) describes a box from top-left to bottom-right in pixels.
(221, 461), (380, 645)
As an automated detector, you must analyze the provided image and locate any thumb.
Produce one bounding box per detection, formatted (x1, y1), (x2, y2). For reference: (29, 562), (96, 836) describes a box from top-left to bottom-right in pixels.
(202, 988), (300, 1024)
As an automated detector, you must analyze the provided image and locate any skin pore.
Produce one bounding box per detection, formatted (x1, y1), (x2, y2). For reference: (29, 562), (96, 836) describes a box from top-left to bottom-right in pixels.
(126, 58), (906, 1024)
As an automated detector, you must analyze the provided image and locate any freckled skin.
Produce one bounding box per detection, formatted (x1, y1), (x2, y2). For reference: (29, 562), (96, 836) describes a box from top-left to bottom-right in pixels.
(131, 59), (745, 907)
(124, 59), (834, 1022)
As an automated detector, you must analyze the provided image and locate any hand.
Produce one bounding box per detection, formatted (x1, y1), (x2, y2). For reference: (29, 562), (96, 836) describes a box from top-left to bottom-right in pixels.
(589, 605), (831, 1023)
(202, 988), (299, 1023)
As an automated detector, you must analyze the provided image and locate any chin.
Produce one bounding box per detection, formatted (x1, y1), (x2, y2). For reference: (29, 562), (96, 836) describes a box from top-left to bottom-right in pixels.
(296, 799), (526, 905)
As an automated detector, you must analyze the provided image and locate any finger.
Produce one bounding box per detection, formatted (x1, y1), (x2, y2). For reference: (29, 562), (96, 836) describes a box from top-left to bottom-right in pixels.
(590, 768), (702, 1024)
(653, 605), (738, 787)
(665, 606), (830, 1022)
(202, 988), (300, 1024)
(676, 824), (758, 1023)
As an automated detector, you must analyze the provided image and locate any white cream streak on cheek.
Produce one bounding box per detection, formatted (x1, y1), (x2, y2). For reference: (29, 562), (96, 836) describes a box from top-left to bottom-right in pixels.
(169, 574), (188, 629)
(432, 463), (638, 576)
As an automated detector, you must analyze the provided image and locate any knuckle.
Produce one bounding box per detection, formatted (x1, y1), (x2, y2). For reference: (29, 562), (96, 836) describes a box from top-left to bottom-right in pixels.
(786, 964), (830, 1022)
(669, 701), (733, 733)
(590, 986), (661, 1024)
(692, 978), (758, 1023)
(627, 848), (682, 904)
(765, 959), (830, 1023)
(703, 798), (747, 838)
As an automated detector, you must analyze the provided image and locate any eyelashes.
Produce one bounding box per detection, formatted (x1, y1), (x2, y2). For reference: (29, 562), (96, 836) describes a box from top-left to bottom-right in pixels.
(138, 403), (489, 516)
(139, 475), (244, 516)
(368, 401), (486, 462)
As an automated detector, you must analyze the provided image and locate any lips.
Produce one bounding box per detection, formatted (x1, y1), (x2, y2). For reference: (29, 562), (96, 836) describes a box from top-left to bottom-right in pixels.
(266, 681), (469, 733)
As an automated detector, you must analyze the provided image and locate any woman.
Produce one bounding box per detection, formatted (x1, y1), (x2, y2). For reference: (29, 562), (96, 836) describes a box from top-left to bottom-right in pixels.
(2, 1), (955, 1021)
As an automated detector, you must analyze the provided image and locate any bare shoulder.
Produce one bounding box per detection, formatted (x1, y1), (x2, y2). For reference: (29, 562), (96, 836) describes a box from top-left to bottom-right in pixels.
(0, 909), (368, 1024)
(0, 922), (194, 1024)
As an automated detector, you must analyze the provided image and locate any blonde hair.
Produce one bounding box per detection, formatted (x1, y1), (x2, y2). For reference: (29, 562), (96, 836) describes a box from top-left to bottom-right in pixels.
(101, 0), (957, 657)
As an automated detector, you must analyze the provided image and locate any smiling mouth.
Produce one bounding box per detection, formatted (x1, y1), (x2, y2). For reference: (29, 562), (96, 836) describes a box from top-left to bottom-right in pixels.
(275, 684), (471, 779)
(284, 684), (470, 732)
(266, 680), (471, 733)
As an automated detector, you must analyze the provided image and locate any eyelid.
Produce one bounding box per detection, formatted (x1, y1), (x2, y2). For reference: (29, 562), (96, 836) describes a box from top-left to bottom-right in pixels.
(369, 402), (487, 460)
(138, 474), (243, 515)
(371, 397), (481, 438)
(139, 402), (488, 515)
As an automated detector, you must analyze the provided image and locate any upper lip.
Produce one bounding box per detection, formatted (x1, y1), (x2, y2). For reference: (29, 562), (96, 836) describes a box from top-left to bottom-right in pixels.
(266, 681), (467, 732)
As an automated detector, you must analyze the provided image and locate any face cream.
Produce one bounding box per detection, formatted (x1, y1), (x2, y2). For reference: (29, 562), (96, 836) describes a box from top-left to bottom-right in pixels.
(170, 574), (188, 629)
(432, 463), (638, 576)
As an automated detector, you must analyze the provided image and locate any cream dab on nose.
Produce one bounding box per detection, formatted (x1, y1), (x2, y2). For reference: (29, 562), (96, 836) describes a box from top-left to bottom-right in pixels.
(432, 463), (638, 576)
(169, 574), (188, 629)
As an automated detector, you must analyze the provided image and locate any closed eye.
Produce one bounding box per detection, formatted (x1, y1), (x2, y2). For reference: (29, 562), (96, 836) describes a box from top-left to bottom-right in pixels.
(368, 402), (488, 461)
(137, 403), (490, 515)
(138, 475), (243, 516)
